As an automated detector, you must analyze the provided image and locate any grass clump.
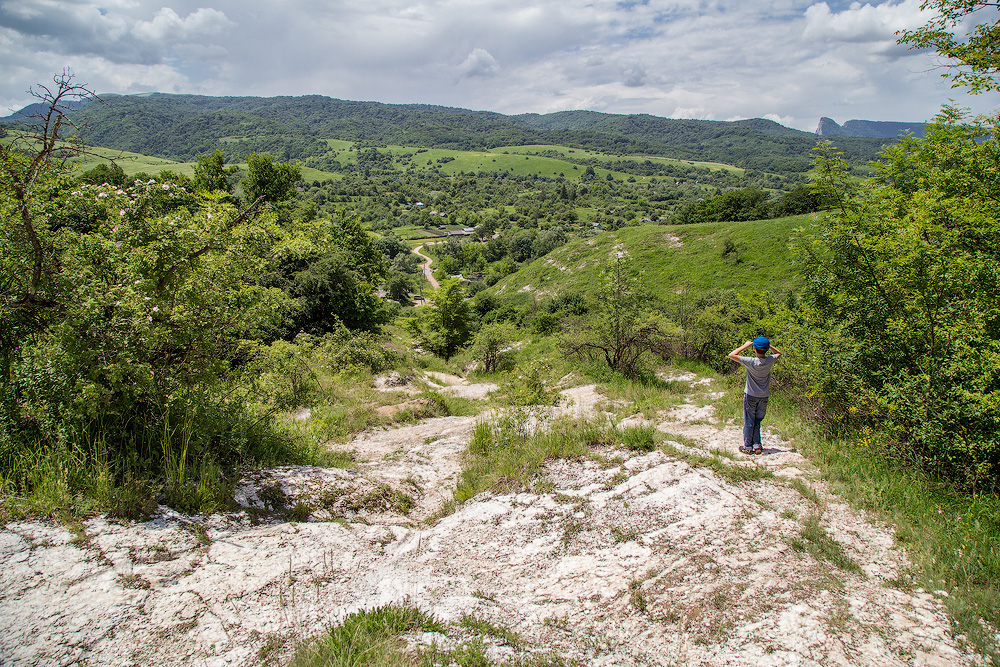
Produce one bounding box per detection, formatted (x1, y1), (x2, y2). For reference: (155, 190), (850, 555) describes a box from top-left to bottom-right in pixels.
(454, 410), (592, 504)
(621, 425), (657, 451)
(292, 605), (571, 667)
(794, 514), (862, 574)
(291, 605), (444, 667)
(459, 614), (522, 648)
(659, 441), (773, 484)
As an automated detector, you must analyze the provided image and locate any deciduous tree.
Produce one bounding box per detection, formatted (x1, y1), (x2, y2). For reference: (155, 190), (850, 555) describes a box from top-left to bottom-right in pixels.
(561, 254), (675, 377)
(898, 0), (1000, 93)
(404, 280), (472, 359)
(800, 107), (1000, 490)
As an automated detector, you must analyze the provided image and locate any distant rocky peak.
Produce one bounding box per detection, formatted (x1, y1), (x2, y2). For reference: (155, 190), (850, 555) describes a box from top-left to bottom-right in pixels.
(815, 117), (842, 135)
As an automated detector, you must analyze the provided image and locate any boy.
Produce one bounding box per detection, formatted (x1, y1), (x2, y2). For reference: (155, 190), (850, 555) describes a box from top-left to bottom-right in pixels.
(728, 336), (782, 455)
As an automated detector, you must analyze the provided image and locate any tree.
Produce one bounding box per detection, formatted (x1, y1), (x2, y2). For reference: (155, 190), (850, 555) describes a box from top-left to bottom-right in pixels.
(800, 108), (1000, 490)
(1, 71), (99, 312)
(193, 149), (239, 194)
(79, 162), (127, 187)
(898, 1), (1000, 93)
(284, 248), (387, 334)
(385, 272), (413, 303)
(561, 255), (676, 377)
(242, 153), (300, 205)
(404, 280), (472, 359)
(470, 322), (517, 373)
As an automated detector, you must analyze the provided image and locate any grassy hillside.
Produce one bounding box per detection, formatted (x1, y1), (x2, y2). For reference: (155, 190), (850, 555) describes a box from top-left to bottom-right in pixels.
(492, 215), (809, 305)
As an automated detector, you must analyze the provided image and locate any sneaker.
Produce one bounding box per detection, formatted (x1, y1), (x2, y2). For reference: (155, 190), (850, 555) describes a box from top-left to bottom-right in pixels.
(739, 445), (754, 455)
(753, 445), (763, 455)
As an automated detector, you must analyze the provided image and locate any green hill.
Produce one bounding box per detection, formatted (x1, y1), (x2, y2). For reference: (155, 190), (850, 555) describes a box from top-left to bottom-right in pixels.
(491, 214), (809, 306)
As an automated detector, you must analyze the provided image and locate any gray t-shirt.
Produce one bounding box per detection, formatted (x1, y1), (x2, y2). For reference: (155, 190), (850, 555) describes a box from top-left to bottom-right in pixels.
(737, 355), (780, 397)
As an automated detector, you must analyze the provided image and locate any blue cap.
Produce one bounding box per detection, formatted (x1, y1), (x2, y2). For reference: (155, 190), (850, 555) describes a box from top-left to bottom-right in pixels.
(753, 336), (770, 352)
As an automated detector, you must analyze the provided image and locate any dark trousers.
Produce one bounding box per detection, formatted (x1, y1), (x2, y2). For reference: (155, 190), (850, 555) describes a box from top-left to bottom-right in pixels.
(743, 394), (769, 449)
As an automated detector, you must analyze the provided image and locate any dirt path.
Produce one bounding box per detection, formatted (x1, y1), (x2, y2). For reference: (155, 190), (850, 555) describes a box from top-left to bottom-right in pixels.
(0, 372), (982, 666)
(412, 244), (440, 292)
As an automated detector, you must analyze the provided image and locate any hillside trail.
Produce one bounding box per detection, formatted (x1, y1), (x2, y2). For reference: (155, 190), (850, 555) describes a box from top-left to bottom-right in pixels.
(0, 370), (983, 667)
(412, 244), (440, 292)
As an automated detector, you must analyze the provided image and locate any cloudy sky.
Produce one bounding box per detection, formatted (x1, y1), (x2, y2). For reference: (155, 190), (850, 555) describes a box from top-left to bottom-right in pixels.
(0, 0), (996, 131)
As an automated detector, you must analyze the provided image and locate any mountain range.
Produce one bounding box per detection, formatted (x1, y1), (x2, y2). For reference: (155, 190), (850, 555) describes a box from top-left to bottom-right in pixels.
(2, 93), (906, 173)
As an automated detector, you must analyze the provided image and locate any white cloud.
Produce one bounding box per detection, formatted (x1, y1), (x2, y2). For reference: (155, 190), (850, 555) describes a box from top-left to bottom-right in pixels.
(803, 0), (928, 43)
(132, 7), (232, 42)
(458, 48), (500, 78)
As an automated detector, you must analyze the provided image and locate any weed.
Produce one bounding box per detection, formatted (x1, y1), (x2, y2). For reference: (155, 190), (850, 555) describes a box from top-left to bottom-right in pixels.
(460, 614), (522, 647)
(118, 573), (151, 590)
(455, 409), (593, 505)
(343, 483), (414, 515)
(707, 446), (737, 461)
(621, 424), (657, 451)
(659, 441), (772, 484)
(287, 502), (312, 523)
(184, 522), (211, 546)
(629, 579), (647, 613)
(579, 420), (618, 447)
(543, 615), (570, 630)
(257, 483), (289, 512)
(257, 632), (287, 665)
(290, 604), (444, 667)
(605, 470), (628, 489)
(797, 514), (862, 574)
(659, 432), (697, 448)
(611, 525), (640, 543)
(789, 478), (821, 505)
(561, 517), (587, 547)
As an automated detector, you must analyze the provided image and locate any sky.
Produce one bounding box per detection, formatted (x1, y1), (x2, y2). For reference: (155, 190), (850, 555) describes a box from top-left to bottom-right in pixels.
(0, 0), (996, 132)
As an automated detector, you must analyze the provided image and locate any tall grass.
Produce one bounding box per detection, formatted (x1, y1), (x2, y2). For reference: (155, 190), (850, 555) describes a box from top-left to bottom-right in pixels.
(0, 401), (320, 520)
(455, 409), (595, 503)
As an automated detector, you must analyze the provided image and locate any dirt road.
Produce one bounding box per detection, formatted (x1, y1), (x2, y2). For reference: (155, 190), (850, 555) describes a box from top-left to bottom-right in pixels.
(412, 244), (440, 292)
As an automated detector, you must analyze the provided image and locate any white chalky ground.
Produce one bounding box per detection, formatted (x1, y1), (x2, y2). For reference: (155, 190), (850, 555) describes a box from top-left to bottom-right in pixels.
(0, 374), (983, 666)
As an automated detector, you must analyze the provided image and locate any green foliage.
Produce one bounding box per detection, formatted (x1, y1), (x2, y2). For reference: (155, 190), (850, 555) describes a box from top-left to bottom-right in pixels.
(672, 186), (774, 224)
(470, 322), (517, 373)
(272, 211), (391, 335)
(404, 280), (473, 359)
(193, 149), (239, 194)
(52, 92), (888, 174)
(1, 104), (332, 513)
(79, 162), (127, 187)
(243, 152), (301, 204)
(798, 108), (1000, 490)
(897, 1), (1000, 94)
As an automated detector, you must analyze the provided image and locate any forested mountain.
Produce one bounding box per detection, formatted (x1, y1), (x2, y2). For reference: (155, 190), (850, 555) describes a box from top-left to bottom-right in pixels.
(2, 93), (890, 173)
